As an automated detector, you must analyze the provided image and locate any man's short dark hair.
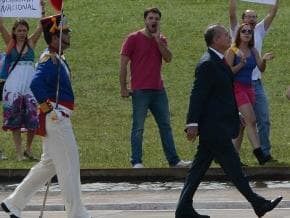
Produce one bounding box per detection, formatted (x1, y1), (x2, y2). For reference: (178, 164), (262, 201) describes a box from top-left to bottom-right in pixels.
(144, 7), (161, 19)
(204, 24), (224, 47)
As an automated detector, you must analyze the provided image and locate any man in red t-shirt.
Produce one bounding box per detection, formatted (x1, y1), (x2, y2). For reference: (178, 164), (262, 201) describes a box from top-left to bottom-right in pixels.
(119, 7), (191, 168)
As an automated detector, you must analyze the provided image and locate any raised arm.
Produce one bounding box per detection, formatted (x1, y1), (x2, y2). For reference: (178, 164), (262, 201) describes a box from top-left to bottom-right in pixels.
(152, 23), (172, 63)
(156, 37), (172, 63)
(229, 0), (238, 31)
(28, 0), (45, 49)
(0, 18), (11, 46)
(263, 0), (279, 31)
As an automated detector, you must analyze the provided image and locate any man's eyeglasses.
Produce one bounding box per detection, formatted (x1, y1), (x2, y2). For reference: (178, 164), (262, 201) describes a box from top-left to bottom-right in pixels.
(240, 29), (253, 34)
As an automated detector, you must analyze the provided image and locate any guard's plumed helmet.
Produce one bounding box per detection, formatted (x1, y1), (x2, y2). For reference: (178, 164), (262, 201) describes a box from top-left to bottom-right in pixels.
(41, 14), (70, 44)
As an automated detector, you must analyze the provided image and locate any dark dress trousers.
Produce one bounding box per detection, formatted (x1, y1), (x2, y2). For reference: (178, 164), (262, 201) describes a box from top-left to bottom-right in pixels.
(176, 49), (266, 216)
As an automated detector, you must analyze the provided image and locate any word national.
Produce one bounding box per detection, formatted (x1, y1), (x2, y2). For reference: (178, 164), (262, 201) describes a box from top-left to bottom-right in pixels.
(1, 0), (36, 14)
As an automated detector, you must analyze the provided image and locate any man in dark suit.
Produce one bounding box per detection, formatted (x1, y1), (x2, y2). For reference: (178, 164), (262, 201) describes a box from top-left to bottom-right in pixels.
(175, 24), (282, 218)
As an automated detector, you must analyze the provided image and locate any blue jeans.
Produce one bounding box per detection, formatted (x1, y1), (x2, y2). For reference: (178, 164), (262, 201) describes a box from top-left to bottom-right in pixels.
(130, 89), (180, 166)
(252, 79), (271, 156)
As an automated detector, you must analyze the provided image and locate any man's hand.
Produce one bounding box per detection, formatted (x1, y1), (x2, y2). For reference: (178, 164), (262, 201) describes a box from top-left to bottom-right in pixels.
(186, 126), (198, 142)
(49, 110), (65, 122)
(120, 88), (131, 98)
(151, 22), (172, 63)
(152, 22), (161, 42)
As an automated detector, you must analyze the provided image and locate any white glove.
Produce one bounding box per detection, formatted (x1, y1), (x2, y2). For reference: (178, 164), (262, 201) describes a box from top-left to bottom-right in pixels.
(49, 109), (65, 122)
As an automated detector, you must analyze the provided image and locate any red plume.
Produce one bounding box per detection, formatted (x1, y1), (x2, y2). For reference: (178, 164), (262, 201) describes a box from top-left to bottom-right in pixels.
(49, 0), (63, 12)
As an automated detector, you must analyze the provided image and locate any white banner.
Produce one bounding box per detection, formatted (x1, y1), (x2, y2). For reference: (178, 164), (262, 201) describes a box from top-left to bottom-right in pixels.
(241, 0), (277, 5)
(0, 0), (41, 18)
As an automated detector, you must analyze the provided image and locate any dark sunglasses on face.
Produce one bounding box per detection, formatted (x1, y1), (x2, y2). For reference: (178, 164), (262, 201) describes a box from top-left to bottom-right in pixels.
(240, 29), (253, 34)
(244, 15), (257, 19)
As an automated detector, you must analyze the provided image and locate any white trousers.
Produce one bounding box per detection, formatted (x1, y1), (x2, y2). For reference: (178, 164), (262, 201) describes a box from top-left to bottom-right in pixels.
(4, 111), (90, 218)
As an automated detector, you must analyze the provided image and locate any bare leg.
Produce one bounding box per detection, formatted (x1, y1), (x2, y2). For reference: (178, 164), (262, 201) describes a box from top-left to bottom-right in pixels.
(24, 130), (38, 160)
(25, 130), (35, 152)
(238, 104), (260, 149)
(12, 130), (23, 161)
(232, 125), (245, 153)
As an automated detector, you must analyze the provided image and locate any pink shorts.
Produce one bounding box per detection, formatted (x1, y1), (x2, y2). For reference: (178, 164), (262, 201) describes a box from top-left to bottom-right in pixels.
(234, 82), (255, 107)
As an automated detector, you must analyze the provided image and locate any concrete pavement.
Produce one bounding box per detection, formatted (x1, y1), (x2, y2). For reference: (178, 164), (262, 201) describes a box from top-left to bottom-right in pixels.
(2, 167), (290, 182)
(0, 184), (289, 218)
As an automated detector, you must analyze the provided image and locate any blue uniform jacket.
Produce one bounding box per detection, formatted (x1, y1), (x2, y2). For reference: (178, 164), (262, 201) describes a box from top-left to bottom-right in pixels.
(30, 50), (74, 106)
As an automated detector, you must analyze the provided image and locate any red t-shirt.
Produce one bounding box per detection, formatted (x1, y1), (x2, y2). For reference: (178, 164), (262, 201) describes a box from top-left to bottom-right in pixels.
(120, 31), (167, 90)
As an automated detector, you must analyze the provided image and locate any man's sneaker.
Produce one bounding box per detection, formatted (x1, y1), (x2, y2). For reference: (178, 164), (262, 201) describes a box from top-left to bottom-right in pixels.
(172, 160), (192, 168)
(0, 152), (8, 160)
(133, 163), (144, 168)
(265, 155), (278, 163)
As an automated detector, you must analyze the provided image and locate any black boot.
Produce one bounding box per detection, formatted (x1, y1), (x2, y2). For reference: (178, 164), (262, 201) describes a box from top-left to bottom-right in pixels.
(253, 148), (268, 165)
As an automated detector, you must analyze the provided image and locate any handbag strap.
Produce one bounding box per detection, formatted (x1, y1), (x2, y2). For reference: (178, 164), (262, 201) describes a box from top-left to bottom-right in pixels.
(8, 41), (27, 74)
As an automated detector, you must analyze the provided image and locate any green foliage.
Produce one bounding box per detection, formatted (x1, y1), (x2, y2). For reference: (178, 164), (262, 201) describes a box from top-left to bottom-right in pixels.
(0, 0), (289, 168)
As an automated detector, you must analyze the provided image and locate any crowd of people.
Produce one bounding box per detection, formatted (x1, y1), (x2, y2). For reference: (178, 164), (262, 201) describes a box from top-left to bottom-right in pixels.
(119, 0), (283, 168)
(118, 0), (284, 217)
(0, 0), (286, 166)
(0, 0), (288, 217)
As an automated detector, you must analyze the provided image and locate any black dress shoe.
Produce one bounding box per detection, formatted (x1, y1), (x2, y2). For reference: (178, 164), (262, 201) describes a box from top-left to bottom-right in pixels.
(176, 208), (210, 218)
(176, 213), (210, 218)
(254, 196), (283, 217)
(1, 202), (20, 218)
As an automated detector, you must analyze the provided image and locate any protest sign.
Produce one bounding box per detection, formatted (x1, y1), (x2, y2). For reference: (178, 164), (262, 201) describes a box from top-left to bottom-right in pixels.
(241, 0), (277, 5)
(0, 0), (41, 18)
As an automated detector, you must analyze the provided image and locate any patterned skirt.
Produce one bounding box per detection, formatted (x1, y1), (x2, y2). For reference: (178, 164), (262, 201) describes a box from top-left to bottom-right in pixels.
(2, 61), (38, 131)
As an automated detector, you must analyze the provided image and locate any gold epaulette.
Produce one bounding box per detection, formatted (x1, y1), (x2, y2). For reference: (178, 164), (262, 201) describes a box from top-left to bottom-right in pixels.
(39, 52), (57, 64)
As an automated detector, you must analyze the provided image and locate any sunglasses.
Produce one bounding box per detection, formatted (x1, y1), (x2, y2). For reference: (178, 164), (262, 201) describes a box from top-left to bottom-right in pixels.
(244, 15), (257, 19)
(240, 29), (253, 34)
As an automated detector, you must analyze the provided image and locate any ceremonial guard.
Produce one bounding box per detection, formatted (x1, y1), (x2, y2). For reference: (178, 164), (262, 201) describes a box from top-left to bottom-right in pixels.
(1, 15), (92, 218)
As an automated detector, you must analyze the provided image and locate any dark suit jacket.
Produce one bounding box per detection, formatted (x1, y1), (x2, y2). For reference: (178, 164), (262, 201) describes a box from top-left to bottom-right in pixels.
(186, 48), (240, 143)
